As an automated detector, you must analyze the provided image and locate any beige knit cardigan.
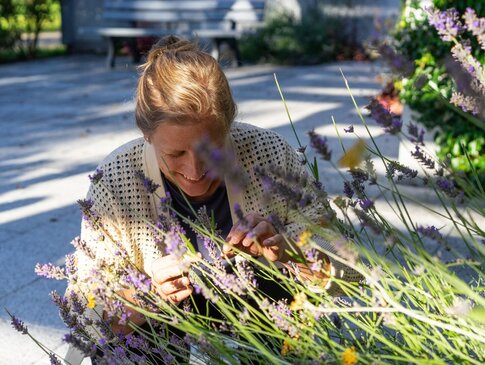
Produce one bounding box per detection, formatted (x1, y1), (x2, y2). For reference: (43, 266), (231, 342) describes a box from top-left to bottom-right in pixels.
(65, 122), (362, 363)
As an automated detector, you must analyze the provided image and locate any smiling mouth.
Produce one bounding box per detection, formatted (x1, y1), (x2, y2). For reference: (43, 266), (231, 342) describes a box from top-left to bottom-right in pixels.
(181, 171), (208, 182)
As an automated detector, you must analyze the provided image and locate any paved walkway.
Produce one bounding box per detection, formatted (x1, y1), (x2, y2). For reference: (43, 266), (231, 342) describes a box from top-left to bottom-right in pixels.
(0, 54), (475, 364)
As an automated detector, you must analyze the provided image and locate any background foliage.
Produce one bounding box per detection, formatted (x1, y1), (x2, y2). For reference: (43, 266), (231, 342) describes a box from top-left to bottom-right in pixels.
(393, 0), (485, 184)
(0, 0), (61, 60)
(240, 7), (364, 65)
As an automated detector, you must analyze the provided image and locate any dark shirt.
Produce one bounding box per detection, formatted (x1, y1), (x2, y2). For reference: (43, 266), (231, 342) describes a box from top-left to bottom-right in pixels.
(162, 177), (233, 259)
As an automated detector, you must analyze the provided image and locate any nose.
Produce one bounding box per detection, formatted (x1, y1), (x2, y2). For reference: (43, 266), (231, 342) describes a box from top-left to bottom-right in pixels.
(182, 150), (206, 179)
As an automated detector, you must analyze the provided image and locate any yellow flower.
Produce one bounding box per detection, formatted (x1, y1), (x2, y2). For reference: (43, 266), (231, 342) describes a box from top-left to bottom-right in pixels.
(338, 139), (366, 170)
(290, 292), (307, 311)
(87, 293), (96, 309)
(341, 346), (358, 365)
(281, 338), (292, 356)
(296, 230), (311, 247)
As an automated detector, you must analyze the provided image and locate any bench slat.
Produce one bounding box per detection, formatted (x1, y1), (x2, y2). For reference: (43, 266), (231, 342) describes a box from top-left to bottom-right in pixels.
(104, 0), (265, 12)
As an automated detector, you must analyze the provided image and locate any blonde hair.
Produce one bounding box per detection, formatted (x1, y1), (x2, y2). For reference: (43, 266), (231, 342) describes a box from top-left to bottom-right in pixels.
(135, 35), (237, 135)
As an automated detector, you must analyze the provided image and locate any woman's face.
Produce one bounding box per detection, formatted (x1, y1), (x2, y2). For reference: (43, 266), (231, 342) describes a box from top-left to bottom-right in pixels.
(148, 118), (226, 202)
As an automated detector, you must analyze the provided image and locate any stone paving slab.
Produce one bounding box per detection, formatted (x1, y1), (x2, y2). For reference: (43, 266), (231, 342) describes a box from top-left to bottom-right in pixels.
(1, 54), (480, 364)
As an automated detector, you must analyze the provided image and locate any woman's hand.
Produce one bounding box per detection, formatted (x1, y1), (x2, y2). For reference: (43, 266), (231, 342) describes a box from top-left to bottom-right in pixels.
(151, 254), (193, 305)
(223, 213), (291, 262)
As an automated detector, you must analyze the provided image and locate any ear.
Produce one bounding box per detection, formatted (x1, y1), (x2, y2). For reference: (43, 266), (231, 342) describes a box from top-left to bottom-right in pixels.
(144, 135), (151, 144)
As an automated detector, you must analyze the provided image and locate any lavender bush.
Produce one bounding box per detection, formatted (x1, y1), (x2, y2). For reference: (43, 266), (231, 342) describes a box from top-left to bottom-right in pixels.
(7, 9), (485, 365)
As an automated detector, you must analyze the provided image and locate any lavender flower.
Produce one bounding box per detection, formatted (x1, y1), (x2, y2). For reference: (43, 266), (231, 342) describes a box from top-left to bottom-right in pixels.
(427, 7), (464, 42)
(77, 198), (94, 218)
(35, 263), (66, 280)
(135, 170), (160, 193)
(344, 125), (354, 133)
(260, 298), (298, 337)
(386, 161), (418, 181)
(254, 166), (314, 210)
(366, 99), (402, 134)
(411, 146), (435, 170)
(121, 265), (152, 294)
(49, 354), (62, 365)
(416, 225), (444, 242)
(63, 333), (97, 357)
(195, 138), (249, 191)
(407, 123), (425, 145)
(343, 181), (354, 199)
(164, 226), (187, 258)
(308, 130), (331, 160)
(436, 177), (462, 199)
(11, 315), (28, 334)
(71, 236), (95, 260)
(359, 199), (374, 211)
(50, 291), (81, 330)
(125, 333), (150, 351)
(377, 43), (414, 76)
(354, 209), (382, 235)
(463, 8), (485, 50)
(450, 91), (481, 115)
(88, 168), (104, 184)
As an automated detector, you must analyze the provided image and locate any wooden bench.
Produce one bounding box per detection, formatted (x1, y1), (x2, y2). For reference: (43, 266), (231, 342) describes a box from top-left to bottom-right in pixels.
(98, 0), (266, 68)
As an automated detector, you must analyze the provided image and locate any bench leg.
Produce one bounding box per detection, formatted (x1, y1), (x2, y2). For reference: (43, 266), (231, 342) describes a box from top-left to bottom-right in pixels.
(229, 38), (242, 67)
(129, 38), (141, 64)
(210, 39), (221, 62)
(106, 37), (116, 69)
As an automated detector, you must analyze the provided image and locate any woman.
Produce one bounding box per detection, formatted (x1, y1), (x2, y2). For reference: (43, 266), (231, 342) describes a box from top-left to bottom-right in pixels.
(66, 35), (362, 364)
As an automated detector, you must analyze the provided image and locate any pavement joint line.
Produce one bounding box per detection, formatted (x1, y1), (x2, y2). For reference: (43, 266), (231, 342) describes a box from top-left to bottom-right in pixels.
(0, 277), (43, 302)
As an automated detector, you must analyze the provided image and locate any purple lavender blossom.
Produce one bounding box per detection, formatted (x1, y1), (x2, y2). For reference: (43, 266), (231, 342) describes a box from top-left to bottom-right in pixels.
(435, 178), (464, 202)
(49, 354), (62, 365)
(63, 333), (97, 357)
(308, 130), (332, 160)
(88, 168), (104, 185)
(416, 225), (444, 242)
(427, 7), (464, 42)
(463, 8), (485, 50)
(122, 266), (152, 293)
(195, 137), (249, 191)
(71, 236), (95, 260)
(11, 315), (28, 334)
(366, 99), (402, 134)
(407, 123), (425, 145)
(354, 209), (382, 235)
(164, 226), (187, 258)
(377, 44), (414, 76)
(125, 333), (150, 351)
(77, 198), (94, 218)
(35, 263), (66, 280)
(254, 166), (314, 210)
(386, 161), (418, 181)
(343, 181), (354, 198)
(359, 199), (374, 211)
(411, 146), (435, 170)
(135, 170), (160, 193)
(50, 291), (81, 330)
(344, 125), (354, 133)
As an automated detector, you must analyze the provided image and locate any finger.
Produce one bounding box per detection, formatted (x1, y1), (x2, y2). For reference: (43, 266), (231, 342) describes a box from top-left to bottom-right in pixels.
(250, 221), (278, 243)
(226, 213), (264, 245)
(151, 264), (184, 285)
(167, 286), (193, 305)
(262, 233), (284, 247)
(158, 276), (191, 296)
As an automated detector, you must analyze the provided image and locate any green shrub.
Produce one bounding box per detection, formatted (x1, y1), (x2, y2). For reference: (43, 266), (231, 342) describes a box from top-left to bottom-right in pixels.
(240, 10), (353, 65)
(393, 0), (485, 184)
(0, 0), (60, 60)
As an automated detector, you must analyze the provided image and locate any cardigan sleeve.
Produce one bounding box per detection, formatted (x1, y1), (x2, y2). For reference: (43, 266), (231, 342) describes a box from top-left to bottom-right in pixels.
(281, 140), (364, 296)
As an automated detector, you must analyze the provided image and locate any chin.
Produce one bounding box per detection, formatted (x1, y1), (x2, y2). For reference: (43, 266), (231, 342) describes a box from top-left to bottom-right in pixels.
(179, 179), (219, 201)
